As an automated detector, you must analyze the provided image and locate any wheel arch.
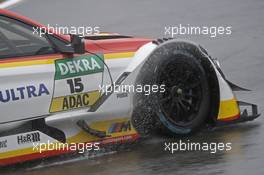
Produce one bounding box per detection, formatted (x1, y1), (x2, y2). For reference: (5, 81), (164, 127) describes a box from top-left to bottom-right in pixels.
(130, 39), (222, 135)
(198, 45), (220, 125)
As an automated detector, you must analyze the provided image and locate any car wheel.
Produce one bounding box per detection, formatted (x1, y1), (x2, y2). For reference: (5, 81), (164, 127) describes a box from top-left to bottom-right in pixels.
(132, 41), (210, 136)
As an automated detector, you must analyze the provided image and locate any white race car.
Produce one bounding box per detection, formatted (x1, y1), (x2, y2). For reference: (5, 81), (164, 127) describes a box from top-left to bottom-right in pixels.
(0, 9), (259, 166)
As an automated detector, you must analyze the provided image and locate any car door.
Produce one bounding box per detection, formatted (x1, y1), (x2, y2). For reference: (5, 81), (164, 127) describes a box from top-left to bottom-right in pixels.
(0, 15), (104, 124)
(0, 15), (65, 124)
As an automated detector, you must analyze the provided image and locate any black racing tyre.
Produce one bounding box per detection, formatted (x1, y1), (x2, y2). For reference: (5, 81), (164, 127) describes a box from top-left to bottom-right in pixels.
(131, 41), (210, 136)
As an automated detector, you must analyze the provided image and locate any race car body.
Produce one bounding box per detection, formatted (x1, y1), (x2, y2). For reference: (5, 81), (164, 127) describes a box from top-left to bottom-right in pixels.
(0, 9), (260, 166)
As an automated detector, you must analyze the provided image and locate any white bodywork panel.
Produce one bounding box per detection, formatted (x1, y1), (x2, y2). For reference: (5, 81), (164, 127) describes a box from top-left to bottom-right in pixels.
(0, 64), (54, 124)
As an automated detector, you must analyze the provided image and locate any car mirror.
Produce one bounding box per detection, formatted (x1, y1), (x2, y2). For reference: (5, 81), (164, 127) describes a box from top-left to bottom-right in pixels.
(70, 34), (86, 54)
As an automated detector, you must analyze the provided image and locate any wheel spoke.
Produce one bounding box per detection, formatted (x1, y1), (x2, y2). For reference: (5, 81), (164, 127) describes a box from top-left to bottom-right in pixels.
(175, 102), (181, 121)
(179, 100), (195, 122)
(169, 102), (176, 116)
(178, 100), (189, 112)
(182, 99), (192, 107)
(160, 95), (171, 103)
(182, 99), (198, 113)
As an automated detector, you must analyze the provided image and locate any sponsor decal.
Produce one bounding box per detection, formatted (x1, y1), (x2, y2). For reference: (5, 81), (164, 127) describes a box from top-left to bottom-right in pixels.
(101, 135), (137, 144)
(55, 55), (104, 80)
(0, 83), (50, 103)
(108, 121), (132, 134)
(50, 91), (100, 113)
(0, 140), (7, 149)
(17, 132), (40, 145)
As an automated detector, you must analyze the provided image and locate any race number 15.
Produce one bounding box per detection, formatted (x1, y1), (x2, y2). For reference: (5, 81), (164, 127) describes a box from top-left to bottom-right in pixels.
(67, 78), (84, 94)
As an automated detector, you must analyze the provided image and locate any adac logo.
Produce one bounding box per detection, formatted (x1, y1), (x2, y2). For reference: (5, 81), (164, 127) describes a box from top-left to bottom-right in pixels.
(108, 121), (132, 134)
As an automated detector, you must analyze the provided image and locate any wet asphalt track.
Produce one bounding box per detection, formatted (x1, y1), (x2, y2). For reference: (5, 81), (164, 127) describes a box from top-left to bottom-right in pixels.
(3, 0), (264, 174)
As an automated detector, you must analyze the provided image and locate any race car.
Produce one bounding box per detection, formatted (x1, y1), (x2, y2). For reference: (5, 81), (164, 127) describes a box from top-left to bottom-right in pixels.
(0, 9), (260, 166)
